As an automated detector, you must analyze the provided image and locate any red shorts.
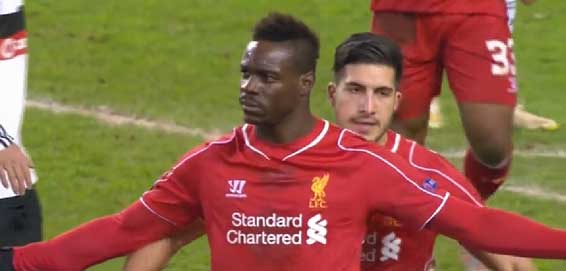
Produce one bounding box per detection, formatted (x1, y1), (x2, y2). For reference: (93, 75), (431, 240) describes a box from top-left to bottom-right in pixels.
(372, 12), (517, 120)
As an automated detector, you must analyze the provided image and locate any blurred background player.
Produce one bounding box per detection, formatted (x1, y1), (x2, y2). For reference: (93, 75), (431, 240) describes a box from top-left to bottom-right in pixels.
(0, 0), (42, 246)
(427, 0), (558, 131)
(369, 0), (536, 269)
(369, 0), (514, 201)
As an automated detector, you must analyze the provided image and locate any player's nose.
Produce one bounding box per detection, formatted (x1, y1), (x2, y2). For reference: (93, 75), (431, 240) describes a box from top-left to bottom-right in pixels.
(360, 93), (377, 114)
(240, 76), (259, 93)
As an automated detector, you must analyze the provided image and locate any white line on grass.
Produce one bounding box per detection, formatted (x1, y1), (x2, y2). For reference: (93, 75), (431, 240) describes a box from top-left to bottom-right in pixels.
(27, 98), (222, 140)
(440, 149), (566, 159)
(28, 99), (566, 159)
(27, 98), (566, 203)
(503, 184), (566, 203)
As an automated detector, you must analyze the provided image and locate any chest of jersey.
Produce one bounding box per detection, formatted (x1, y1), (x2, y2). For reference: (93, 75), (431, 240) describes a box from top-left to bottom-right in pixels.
(198, 158), (370, 270)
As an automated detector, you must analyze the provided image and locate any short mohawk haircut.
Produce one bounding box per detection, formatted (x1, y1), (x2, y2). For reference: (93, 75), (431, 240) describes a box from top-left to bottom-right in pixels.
(253, 12), (320, 73)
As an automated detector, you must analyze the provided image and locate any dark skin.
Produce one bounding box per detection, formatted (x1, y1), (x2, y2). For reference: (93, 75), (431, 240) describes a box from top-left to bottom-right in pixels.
(239, 40), (316, 144)
(122, 40), (318, 270)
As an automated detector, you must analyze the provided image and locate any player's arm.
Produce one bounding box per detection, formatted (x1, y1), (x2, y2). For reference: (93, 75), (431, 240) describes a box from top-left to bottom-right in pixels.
(8, 146), (205, 270)
(369, 149), (566, 259)
(0, 124), (33, 195)
(11, 201), (178, 270)
(429, 197), (566, 258)
(420, 152), (556, 260)
(123, 219), (205, 271)
(416, 149), (536, 270)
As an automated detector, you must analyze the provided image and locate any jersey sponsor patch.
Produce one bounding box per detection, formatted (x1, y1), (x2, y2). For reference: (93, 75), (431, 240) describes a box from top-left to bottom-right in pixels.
(226, 179), (247, 198)
(226, 212), (328, 246)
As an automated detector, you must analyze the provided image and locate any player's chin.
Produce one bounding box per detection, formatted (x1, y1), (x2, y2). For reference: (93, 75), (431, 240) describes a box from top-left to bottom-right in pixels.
(242, 113), (267, 125)
(358, 127), (385, 142)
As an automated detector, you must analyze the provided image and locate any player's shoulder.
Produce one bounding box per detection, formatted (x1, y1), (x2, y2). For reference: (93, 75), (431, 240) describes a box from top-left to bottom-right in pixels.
(336, 127), (383, 152)
(172, 127), (242, 169)
(336, 128), (412, 167)
(399, 135), (484, 205)
(382, 130), (428, 160)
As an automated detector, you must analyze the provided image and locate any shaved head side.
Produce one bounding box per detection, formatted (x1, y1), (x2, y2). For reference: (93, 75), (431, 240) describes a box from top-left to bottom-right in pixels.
(253, 12), (320, 74)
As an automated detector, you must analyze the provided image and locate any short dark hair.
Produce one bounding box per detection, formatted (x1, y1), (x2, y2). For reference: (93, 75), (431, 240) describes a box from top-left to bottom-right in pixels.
(333, 32), (402, 86)
(253, 12), (320, 74)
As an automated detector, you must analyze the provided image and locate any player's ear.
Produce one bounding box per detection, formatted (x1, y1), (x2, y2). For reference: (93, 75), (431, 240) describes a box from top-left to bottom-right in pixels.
(393, 90), (402, 111)
(299, 71), (315, 97)
(327, 82), (337, 107)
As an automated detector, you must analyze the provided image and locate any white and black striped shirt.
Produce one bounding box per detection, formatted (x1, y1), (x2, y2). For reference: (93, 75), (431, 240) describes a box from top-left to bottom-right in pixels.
(0, 0), (37, 198)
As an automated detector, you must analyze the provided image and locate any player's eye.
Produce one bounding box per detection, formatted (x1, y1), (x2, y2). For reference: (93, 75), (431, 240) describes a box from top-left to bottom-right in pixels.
(347, 86), (362, 93)
(265, 74), (278, 83)
(377, 89), (392, 97)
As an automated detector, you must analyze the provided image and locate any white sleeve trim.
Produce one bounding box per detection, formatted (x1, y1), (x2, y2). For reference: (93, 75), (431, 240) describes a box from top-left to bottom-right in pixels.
(408, 142), (484, 207)
(419, 192), (450, 230)
(337, 129), (445, 200)
(139, 196), (178, 227)
(138, 129), (237, 227)
(390, 133), (401, 153)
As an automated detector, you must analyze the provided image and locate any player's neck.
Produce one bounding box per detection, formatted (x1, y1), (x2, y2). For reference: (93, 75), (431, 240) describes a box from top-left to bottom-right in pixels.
(255, 108), (316, 145)
(374, 133), (387, 146)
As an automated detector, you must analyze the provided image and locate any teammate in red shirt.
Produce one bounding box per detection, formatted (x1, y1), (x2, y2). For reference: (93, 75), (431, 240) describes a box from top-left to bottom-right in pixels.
(3, 13), (566, 271)
(370, 0), (515, 201)
(327, 32), (533, 271)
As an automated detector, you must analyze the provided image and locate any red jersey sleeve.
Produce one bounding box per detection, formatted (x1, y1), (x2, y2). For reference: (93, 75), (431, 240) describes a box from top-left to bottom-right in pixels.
(338, 131), (450, 231)
(430, 197), (566, 258)
(365, 149), (450, 230)
(13, 202), (177, 270)
(408, 142), (484, 207)
(140, 143), (207, 227)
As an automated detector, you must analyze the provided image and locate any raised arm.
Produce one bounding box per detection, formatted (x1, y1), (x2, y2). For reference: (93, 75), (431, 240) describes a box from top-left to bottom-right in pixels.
(7, 144), (207, 270)
(413, 145), (536, 270)
(430, 197), (566, 258)
(12, 201), (178, 270)
(363, 144), (566, 259)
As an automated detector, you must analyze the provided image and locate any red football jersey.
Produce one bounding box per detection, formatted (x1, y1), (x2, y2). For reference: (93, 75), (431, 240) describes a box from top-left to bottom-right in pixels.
(362, 131), (483, 271)
(370, 0), (506, 18)
(141, 119), (450, 271)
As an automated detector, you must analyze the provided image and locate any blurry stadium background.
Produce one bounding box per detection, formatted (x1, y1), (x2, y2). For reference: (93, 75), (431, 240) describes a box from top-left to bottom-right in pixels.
(23, 0), (566, 269)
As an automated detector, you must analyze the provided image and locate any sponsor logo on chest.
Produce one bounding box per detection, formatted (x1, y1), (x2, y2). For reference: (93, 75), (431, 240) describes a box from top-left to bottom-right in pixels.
(224, 173), (332, 246)
(225, 179), (247, 198)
